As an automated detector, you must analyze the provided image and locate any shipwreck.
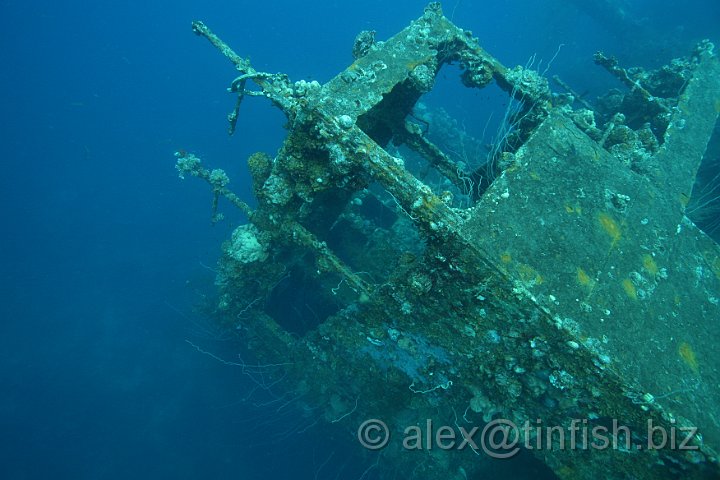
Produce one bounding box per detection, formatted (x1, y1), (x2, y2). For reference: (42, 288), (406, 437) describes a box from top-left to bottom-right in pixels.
(176, 4), (720, 479)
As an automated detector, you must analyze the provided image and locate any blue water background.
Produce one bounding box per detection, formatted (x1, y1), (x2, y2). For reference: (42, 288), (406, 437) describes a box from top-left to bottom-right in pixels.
(1, 0), (718, 478)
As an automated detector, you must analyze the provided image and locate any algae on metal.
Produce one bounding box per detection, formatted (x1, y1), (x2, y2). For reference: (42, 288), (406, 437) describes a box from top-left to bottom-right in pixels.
(176, 4), (720, 479)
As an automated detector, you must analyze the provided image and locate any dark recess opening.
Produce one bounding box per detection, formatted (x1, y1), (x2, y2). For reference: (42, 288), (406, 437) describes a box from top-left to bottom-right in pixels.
(265, 260), (340, 337)
(357, 79), (424, 146)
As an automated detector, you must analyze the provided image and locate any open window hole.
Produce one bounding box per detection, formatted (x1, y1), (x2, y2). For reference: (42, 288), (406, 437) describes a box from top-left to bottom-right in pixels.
(352, 62), (530, 207)
(265, 257), (342, 337)
(325, 183), (425, 285)
(687, 120), (720, 242)
(405, 63), (527, 203)
(356, 74), (424, 148)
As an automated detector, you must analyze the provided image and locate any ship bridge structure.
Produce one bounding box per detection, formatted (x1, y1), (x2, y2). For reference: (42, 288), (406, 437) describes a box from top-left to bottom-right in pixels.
(177, 4), (720, 478)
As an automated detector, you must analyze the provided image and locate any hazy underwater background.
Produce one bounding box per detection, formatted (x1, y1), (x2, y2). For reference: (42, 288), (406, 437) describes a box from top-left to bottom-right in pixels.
(1, 0), (718, 478)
